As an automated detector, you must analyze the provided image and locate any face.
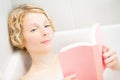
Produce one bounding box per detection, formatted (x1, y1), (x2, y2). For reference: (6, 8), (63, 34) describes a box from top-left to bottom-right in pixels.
(22, 12), (54, 55)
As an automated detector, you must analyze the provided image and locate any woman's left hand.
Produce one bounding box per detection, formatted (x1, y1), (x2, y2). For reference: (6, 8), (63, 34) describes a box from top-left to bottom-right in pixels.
(102, 45), (120, 71)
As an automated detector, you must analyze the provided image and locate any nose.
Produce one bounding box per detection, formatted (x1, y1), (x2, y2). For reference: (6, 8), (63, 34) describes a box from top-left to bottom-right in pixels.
(40, 28), (49, 37)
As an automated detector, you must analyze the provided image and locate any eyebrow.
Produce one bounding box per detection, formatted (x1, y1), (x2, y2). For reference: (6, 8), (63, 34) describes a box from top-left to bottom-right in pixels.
(28, 24), (39, 28)
(28, 19), (50, 28)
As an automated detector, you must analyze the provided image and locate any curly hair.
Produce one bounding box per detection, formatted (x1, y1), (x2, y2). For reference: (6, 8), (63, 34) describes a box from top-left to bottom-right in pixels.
(8, 4), (55, 49)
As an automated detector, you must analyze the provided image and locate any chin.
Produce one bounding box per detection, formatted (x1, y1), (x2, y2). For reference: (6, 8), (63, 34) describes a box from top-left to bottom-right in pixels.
(42, 45), (52, 52)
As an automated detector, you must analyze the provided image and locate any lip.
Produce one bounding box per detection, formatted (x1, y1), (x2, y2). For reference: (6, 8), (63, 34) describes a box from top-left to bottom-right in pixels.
(41, 39), (51, 44)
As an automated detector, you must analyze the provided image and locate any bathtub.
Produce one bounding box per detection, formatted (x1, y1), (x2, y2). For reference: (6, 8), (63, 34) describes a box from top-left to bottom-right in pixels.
(2, 24), (120, 80)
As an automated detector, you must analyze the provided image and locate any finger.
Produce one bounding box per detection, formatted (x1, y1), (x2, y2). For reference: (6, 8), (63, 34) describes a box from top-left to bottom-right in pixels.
(64, 74), (77, 80)
(72, 79), (79, 80)
(104, 54), (118, 64)
(103, 49), (116, 59)
(106, 58), (118, 68)
(102, 45), (112, 53)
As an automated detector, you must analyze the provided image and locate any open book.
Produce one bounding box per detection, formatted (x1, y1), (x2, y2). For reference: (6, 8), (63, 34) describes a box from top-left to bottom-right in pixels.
(59, 25), (105, 80)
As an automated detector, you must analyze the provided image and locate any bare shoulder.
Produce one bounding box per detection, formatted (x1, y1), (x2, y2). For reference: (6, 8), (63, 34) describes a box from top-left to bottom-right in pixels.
(20, 76), (25, 80)
(20, 75), (28, 80)
(20, 77), (24, 80)
(20, 75), (32, 80)
(20, 71), (33, 80)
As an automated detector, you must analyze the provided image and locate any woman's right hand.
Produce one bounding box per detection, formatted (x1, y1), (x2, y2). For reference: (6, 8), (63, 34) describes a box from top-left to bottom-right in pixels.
(64, 74), (79, 80)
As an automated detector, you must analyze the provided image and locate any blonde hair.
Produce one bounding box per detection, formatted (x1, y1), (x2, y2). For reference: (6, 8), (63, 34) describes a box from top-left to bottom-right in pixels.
(8, 4), (55, 49)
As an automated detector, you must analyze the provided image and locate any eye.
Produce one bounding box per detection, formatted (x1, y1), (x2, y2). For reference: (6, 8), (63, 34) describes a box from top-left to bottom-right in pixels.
(30, 28), (37, 32)
(44, 25), (50, 28)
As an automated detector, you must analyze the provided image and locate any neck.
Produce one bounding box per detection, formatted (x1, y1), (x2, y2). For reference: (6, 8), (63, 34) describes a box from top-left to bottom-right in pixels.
(30, 51), (57, 68)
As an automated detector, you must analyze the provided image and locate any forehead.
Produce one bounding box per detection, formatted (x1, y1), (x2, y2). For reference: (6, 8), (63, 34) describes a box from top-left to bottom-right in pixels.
(23, 12), (49, 25)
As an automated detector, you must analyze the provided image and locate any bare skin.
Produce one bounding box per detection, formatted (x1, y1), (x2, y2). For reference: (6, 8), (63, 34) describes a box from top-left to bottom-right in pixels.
(20, 12), (120, 80)
(20, 12), (78, 80)
(103, 45), (120, 70)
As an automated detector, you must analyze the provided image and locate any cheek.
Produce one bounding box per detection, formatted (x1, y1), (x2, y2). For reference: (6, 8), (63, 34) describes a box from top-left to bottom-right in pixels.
(50, 28), (54, 36)
(24, 34), (41, 46)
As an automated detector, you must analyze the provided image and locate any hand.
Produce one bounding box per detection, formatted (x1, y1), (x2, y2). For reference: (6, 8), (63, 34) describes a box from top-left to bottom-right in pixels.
(102, 45), (120, 70)
(64, 74), (79, 80)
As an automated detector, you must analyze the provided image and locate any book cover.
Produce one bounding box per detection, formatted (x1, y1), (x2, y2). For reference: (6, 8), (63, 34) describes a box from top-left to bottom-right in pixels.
(59, 25), (105, 80)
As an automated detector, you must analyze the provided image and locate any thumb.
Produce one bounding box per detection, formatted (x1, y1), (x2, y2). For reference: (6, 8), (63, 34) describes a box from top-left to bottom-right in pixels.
(102, 45), (110, 53)
(64, 74), (77, 80)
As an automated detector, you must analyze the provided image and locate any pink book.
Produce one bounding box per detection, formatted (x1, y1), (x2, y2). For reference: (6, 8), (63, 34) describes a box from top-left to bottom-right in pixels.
(59, 25), (105, 80)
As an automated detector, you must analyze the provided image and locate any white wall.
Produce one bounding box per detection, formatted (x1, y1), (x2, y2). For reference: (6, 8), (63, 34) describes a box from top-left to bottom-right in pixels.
(11, 0), (120, 31)
(0, 0), (13, 73)
(11, 0), (75, 31)
(71, 0), (120, 28)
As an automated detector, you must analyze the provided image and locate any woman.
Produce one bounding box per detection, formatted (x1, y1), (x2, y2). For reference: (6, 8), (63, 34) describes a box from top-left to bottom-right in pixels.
(8, 4), (120, 80)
